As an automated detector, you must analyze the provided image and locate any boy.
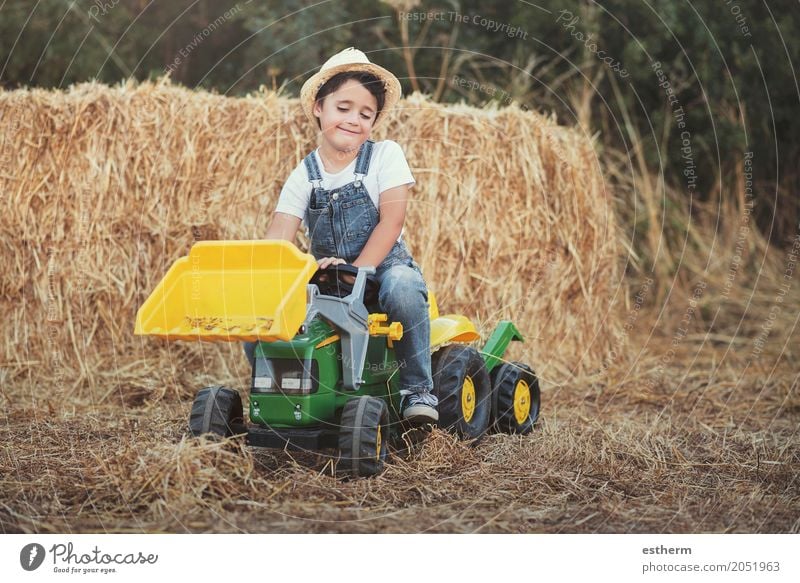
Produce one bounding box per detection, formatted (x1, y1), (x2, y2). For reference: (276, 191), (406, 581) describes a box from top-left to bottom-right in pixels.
(257, 47), (438, 424)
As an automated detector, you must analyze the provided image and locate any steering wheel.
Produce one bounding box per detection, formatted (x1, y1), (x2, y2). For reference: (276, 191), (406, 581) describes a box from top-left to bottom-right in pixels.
(310, 264), (380, 308)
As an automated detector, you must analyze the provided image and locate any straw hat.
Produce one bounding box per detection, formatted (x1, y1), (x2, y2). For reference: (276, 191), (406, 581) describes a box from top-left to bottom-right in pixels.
(300, 47), (402, 129)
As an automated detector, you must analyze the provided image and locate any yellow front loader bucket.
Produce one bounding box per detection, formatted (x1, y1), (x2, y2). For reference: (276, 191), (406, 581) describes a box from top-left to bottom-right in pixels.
(134, 240), (318, 343)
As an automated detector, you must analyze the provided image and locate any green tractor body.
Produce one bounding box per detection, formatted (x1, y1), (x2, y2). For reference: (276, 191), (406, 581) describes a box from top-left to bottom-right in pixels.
(247, 315), (524, 448)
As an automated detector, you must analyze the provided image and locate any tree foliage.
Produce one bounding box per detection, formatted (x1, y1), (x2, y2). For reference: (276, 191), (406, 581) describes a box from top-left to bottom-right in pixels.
(1, 0), (796, 241)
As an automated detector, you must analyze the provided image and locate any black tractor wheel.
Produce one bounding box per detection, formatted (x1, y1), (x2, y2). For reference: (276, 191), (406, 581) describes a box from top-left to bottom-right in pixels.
(490, 362), (540, 434)
(431, 345), (492, 440)
(336, 396), (389, 479)
(189, 386), (245, 438)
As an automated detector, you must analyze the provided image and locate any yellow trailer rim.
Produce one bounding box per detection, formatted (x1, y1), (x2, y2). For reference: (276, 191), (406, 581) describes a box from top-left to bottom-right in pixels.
(462, 376), (476, 422)
(513, 379), (531, 424)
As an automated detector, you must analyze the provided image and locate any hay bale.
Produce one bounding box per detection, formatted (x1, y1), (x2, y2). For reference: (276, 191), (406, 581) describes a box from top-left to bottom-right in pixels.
(0, 78), (620, 403)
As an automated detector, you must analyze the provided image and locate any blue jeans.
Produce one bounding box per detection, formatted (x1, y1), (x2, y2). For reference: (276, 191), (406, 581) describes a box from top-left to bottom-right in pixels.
(374, 257), (434, 394)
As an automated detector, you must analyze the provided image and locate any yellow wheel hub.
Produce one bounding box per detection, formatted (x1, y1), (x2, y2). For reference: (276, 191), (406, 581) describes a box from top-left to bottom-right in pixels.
(461, 376), (476, 422)
(513, 379), (531, 424)
(375, 426), (382, 460)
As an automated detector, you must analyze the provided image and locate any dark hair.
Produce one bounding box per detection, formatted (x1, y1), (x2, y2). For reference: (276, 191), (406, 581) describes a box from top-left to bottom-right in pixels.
(314, 71), (386, 128)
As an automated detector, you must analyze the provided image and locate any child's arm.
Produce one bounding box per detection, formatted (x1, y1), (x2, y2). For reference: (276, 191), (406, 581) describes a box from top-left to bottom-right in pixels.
(265, 211), (301, 241)
(268, 161), (307, 242)
(352, 183), (409, 269)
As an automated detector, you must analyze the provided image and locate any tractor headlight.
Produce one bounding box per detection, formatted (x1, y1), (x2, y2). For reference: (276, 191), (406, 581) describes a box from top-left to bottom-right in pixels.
(252, 358), (319, 395)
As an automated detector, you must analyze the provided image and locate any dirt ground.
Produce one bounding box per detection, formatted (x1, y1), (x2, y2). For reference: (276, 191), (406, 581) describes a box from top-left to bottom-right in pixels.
(1, 329), (797, 534)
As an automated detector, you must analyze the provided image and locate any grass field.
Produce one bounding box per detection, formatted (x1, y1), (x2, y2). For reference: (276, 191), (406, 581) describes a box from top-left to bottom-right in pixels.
(2, 321), (796, 534)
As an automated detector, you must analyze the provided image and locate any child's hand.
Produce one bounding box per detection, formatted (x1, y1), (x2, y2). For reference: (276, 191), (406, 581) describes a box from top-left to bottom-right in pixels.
(317, 256), (346, 270)
(316, 257), (356, 285)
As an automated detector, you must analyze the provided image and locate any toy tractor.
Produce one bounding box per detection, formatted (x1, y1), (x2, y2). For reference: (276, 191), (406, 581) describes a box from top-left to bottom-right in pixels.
(134, 240), (540, 478)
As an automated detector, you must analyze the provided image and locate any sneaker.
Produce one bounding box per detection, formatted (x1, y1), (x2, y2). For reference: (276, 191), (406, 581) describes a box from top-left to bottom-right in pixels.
(401, 390), (439, 424)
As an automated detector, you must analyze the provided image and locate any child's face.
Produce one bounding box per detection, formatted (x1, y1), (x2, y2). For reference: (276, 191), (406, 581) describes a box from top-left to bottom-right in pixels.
(313, 79), (378, 151)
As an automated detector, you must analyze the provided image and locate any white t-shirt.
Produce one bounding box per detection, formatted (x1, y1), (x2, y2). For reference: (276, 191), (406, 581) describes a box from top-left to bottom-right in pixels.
(275, 139), (416, 242)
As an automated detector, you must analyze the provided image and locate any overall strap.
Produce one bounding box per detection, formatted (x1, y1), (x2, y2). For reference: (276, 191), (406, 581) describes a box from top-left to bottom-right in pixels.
(303, 151), (323, 190)
(353, 139), (375, 187)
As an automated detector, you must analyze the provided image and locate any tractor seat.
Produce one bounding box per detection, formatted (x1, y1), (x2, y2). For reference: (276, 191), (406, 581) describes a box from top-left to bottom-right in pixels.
(427, 290), (440, 320)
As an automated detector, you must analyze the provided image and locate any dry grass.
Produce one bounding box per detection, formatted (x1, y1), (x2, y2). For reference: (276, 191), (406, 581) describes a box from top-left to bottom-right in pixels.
(0, 79), (797, 533)
(1, 332), (796, 533)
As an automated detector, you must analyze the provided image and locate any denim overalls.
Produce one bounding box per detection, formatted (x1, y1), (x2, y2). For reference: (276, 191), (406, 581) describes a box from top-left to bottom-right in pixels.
(302, 140), (436, 398)
(304, 140), (418, 272)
